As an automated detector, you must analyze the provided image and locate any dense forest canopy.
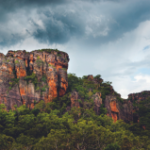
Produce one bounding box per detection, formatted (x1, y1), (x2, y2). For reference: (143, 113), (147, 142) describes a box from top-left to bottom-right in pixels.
(0, 73), (150, 150)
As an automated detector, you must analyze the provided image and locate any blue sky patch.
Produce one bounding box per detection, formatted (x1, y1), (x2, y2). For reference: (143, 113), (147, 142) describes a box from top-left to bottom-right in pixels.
(136, 68), (150, 75)
(143, 45), (150, 51)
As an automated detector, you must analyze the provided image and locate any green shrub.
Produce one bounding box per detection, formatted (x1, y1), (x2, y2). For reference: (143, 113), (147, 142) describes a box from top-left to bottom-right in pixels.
(117, 96), (124, 103)
(57, 53), (61, 57)
(9, 87), (12, 90)
(9, 82), (13, 85)
(41, 87), (46, 92)
(8, 78), (19, 91)
(94, 74), (101, 79)
(41, 75), (47, 82)
(35, 57), (43, 67)
(15, 60), (19, 64)
(11, 78), (19, 83)
(142, 91), (147, 96)
(62, 68), (67, 71)
(48, 64), (55, 68)
(6, 59), (10, 63)
(104, 143), (120, 150)
(100, 104), (107, 115)
(24, 73), (38, 86)
(36, 86), (40, 91)
(37, 48), (60, 53)
(77, 99), (82, 104)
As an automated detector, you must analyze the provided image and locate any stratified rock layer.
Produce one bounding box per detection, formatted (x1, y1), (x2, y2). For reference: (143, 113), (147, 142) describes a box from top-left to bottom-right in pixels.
(0, 49), (69, 110)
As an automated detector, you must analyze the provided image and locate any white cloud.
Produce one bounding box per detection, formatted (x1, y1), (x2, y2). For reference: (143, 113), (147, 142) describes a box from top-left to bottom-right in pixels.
(134, 74), (150, 83)
(91, 20), (150, 98)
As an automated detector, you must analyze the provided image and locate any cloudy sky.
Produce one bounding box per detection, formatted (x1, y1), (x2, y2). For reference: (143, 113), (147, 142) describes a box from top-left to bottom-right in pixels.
(0, 0), (150, 98)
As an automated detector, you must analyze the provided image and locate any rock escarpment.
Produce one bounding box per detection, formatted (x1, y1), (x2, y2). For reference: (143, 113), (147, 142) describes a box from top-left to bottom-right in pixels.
(104, 91), (150, 123)
(0, 50), (149, 124)
(105, 95), (133, 123)
(0, 49), (69, 110)
(78, 75), (149, 123)
(128, 91), (150, 122)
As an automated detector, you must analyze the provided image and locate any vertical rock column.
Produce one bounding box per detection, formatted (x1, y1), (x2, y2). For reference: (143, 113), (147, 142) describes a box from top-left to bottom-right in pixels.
(47, 71), (58, 102)
(14, 58), (28, 106)
(58, 69), (68, 97)
(0, 54), (22, 110)
(105, 95), (119, 122)
(70, 91), (80, 108)
(92, 92), (102, 115)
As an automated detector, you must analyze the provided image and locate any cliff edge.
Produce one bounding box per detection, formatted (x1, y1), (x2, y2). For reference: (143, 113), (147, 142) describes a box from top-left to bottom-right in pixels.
(0, 49), (69, 110)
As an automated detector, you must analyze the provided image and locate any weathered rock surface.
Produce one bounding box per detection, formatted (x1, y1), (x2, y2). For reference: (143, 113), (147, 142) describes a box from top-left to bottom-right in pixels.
(92, 92), (102, 115)
(70, 91), (80, 108)
(69, 75), (150, 123)
(105, 95), (119, 122)
(105, 95), (134, 123)
(119, 99), (133, 123)
(128, 90), (150, 102)
(87, 75), (103, 86)
(104, 91), (150, 123)
(127, 90), (150, 122)
(1, 50), (149, 125)
(0, 49), (69, 110)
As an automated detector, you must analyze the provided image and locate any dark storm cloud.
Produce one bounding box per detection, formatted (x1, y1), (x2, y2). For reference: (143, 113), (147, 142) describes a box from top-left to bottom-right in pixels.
(83, 0), (150, 47)
(0, 0), (150, 47)
(32, 8), (85, 44)
(0, 33), (23, 47)
(0, 0), (66, 21)
(0, 0), (66, 8)
(31, 0), (150, 46)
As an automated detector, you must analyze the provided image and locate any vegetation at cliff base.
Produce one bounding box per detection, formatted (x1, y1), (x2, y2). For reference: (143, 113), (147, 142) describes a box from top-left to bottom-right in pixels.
(0, 73), (150, 150)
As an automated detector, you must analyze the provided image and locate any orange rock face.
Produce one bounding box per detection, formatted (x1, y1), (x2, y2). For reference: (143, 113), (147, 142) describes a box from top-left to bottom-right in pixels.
(0, 50), (69, 111)
(47, 73), (58, 102)
(111, 112), (118, 122)
(105, 95), (120, 122)
(105, 94), (135, 123)
(110, 101), (119, 113)
(109, 101), (119, 122)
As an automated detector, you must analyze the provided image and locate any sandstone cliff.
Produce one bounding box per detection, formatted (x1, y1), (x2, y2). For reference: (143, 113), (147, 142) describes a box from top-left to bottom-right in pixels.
(0, 50), (149, 125)
(104, 90), (150, 123)
(0, 49), (69, 110)
(105, 95), (133, 123)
